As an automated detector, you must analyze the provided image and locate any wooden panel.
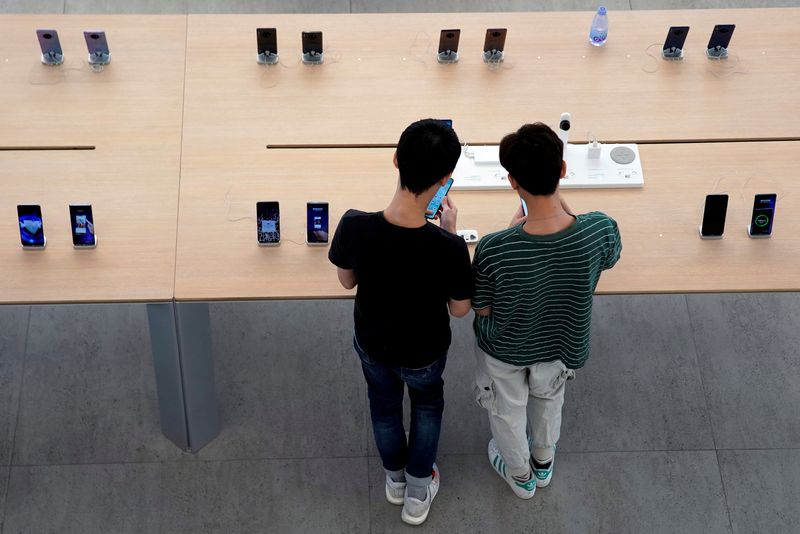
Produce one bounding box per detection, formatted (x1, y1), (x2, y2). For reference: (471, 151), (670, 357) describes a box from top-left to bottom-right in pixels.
(183, 9), (800, 149)
(0, 15), (186, 304)
(174, 141), (800, 300)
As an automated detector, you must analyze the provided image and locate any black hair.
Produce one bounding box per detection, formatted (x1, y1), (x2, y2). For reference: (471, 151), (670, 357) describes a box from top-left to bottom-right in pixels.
(396, 119), (461, 195)
(499, 123), (563, 196)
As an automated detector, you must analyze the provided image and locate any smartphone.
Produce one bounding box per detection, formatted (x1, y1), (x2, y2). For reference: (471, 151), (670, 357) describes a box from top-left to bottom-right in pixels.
(256, 27), (278, 56)
(36, 29), (63, 64)
(663, 26), (690, 54)
(17, 204), (46, 248)
(306, 202), (329, 246)
(707, 24), (735, 51)
(69, 204), (97, 248)
(748, 193), (777, 238)
(425, 178), (454, 220)
(438, 29), (461, 54)
(521, 198), (528, 217)
(256, 201), (280, 246)
(440, 119), (452, 128)
(83, 31), (110, 60)
(700, 194), (729, 239)
(302, 31), (323, 55)
(483, 28), (507, 54)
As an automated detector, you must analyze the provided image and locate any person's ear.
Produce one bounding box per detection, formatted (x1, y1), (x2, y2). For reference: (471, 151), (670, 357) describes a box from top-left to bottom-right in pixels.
(393, 151), (399, 170)
(560, 160), (567, 179)
(507, 174), (519, 191)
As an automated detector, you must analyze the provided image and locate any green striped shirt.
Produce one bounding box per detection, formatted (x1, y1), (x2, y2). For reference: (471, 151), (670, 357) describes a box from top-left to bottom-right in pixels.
(472, 211), (621, 369)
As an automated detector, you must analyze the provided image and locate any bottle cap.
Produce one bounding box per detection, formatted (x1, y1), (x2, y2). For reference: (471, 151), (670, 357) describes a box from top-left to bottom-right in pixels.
(598, 6), (607, 14)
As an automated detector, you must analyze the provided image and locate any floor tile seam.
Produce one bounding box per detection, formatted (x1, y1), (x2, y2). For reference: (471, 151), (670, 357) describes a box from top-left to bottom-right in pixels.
(0, 306), (31, 534)
(715, 449), (736, 533)
(10, 453), (374, 469)
(683, 294), (721, 451)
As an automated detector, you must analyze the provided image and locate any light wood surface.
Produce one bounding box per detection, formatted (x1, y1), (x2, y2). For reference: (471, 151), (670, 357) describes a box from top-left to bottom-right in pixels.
(0, 16), (186, 304)
(183, 9), (800, 149)
(174, 141), (800, 300)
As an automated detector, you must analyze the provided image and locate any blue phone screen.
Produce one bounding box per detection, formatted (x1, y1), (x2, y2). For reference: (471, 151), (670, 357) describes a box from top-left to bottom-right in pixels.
(425, 178), (454, 220)
(307, 203), (329, 243)
(18, 205), (45, 247)
(750, 194), (776, 236)
(70, 205), (96, 246)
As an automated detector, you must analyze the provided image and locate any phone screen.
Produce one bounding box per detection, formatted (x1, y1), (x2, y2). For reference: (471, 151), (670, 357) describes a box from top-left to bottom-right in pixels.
(749, 194), (776, 236)
(70, 205), (96, 247)
(17, 205), (46, 247)
(701, 194), (728, 237)
(302, 31), (323, 54)
(257, 28), (277, 55)
(257, 201), (280, 245)
(425, 178), (454, 220)
(440, 119), (452, 128)
(307, 202), (329, 244)
(438, 30), (460, 54)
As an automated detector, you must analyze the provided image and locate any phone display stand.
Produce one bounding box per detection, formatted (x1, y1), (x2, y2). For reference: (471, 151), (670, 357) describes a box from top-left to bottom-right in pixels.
(747, 225), (771, 238)
(437, 50), (459, 64)
(662, 47), (684, 60)
(302, 51), (323, 64)
(257, 52), (279, 65)
(87, 51), (111, 66)
(699, 227), (723, 239)
(483, 50), (504, 63)
(706, 46), (729, 59)
(40, 51), (64, 66)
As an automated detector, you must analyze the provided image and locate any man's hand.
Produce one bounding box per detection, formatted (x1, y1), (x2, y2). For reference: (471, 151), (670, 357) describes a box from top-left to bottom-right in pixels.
(509, 204), (527, 228)
(439, 195), (458, 234)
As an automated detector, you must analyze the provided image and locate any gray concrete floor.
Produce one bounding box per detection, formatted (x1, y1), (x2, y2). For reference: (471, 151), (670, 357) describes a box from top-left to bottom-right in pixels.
(3, 0), (800, 533)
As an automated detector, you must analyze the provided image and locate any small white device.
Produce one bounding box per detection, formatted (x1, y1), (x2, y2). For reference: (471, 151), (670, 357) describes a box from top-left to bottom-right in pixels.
(457, 229), (479, 243)
(558, 113), (571, 149)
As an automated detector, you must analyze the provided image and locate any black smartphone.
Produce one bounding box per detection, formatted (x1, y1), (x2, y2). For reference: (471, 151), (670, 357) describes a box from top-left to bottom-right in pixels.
(306, 202), (329, 246)
(257, 201), (280, 246)
(707, 24), (735, 51)
(700, 194), (729, 239)
(256, 27), (278, 56)
(17, 204), (46, 248)
(425, 178), (454, 220)
(69, 204), (97, 248)
(663, 26), (690, 54)
(302, 31), (323, 55)
(84, 31), (110, 58)
(483, 28), (507, 53)
(35, 29), (63, 64)
(748, 193), (777, 238)
(438, 29), (461, 54)
(440, 119), (452, 128)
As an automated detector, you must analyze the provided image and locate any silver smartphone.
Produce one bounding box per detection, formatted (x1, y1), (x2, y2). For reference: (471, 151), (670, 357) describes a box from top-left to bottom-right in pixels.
(36, 29), (64, 65)
(84, 30), (111, 65)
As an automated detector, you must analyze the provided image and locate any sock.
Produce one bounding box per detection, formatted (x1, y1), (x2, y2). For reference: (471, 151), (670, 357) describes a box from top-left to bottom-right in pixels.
(386, 468), (406, 484)
(407, 483), (428, 501)
(533, 447), (553, 465)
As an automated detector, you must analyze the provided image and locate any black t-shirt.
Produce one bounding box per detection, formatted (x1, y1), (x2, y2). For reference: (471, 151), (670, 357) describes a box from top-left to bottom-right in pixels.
(329, 209), (473, 368)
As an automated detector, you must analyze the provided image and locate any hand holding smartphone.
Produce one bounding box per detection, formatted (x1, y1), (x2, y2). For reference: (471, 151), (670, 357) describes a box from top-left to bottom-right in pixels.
(425, 178), (454, 220)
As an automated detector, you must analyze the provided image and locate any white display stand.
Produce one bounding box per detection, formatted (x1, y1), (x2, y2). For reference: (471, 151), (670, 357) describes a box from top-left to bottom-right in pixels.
(451, 143), (644, 190)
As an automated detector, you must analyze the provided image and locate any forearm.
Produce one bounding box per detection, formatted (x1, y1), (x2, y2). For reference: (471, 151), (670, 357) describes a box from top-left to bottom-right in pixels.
(473, 306), (492, 317)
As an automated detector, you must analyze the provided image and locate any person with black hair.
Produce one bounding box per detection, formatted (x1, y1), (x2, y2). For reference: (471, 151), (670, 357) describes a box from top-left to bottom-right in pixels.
(329, 119), (473, 525)
(472, 122), (621, 499)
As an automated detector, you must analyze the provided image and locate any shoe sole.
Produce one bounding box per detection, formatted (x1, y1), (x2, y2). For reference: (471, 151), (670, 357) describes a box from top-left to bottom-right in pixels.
(401, 507), (429, 526)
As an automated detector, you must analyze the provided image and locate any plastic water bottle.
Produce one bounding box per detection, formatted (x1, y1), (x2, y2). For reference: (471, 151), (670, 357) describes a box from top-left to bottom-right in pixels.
(589, 6), (608, 47)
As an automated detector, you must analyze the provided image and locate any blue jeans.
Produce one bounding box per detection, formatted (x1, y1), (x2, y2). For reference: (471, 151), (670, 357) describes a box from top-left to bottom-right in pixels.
(354, 336), (446, 481)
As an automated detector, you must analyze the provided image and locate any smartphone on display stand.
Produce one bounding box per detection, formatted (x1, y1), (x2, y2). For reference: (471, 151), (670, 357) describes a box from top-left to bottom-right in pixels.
(699, 194), (728, 239)
(256, 27), (278, 64)
(483, 28), (507, 54)
(83, 30), (110, 64)
(425, 178), (454, 220)
(707, 24), (735, 56)
(306, 202), (329, 246)
(69, 204), (97, 248)
(17, 204), (46, 249)
(748, 193), (777, 238)
(256, 201), (281, 246)
(662, 26), (689, 58)
(36, 29), (64, 65)
(302, 31), (323, 54)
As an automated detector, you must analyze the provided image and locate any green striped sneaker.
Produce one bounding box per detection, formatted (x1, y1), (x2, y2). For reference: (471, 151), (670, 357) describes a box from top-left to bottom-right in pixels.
(531, 445), (556, 488)
(487, 439), (536, 499)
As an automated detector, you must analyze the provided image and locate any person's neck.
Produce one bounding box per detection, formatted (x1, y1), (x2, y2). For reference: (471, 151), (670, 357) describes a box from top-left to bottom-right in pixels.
(521, 191), (574, 235)
(383, 187), (429, 229)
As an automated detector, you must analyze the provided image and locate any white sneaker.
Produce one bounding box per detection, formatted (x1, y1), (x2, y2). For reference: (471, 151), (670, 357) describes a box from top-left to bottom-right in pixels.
(400, 464), (440, 526)
(487, 439), (536, 499)
(385, 475), (406, 505)
(531, 445), (556, 488)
